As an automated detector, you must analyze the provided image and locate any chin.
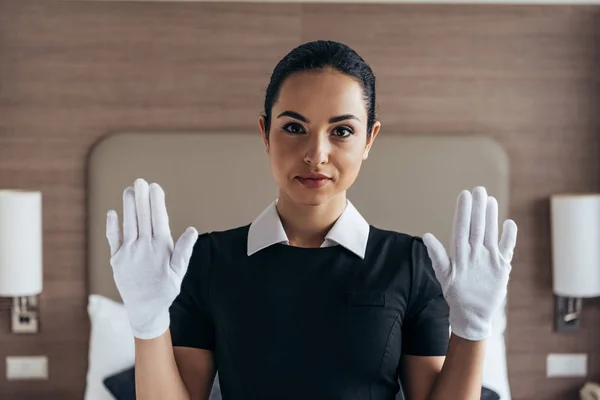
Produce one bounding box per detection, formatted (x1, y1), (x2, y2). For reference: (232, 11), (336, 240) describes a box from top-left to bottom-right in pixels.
(298, 197), (328, 207)
(288, 187), (338, 207)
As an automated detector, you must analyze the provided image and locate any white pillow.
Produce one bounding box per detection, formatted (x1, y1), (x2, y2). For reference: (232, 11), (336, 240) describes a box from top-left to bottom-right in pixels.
(481, 299), (511, 400)
(448, 299), (511, 400)
(482, 333), (511, 400)
(85, 294), (135, 400)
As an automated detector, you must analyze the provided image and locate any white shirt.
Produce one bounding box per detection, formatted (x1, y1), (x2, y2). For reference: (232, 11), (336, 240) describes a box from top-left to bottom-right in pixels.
(247, 199), (370, 259)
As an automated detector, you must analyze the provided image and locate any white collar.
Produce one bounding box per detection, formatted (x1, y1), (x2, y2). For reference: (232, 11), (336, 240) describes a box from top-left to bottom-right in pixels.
(247, 199), (369, 259)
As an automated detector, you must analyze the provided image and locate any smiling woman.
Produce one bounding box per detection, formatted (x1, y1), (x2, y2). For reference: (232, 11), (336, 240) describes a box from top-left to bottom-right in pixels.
(105, 40), (517, 400)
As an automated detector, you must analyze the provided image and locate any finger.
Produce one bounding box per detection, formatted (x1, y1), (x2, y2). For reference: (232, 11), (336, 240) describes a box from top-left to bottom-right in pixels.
(423, 233), (451, 282)
(106, 210), (122, 257)
(499, 219), (518, 262)
(452, 190), (472, 260)
(469, 187), (487, 248)
(149, 183), (171, 238)
(484, 196), (499, 250)
(134, 178), (152, 238)
(171, 227), (199, 279)
(122, 186), (137, 243)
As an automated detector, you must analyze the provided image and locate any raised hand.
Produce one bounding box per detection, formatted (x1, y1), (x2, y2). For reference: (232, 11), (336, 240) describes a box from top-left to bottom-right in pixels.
(422, 186), (517, 341)
(106, 178), (198, 339)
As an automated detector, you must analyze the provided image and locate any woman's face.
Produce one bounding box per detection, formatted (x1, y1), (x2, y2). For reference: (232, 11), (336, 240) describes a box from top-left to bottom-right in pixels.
(259, 68), (381, 207)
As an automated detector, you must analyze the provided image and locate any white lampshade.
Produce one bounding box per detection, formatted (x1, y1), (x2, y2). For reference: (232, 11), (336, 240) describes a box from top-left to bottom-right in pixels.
(550, 194), (600, 298)
(0, 190), (43, 296)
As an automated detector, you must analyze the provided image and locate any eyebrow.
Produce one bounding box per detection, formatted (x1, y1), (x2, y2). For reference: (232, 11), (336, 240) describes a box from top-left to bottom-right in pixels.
(276, 111), (361, 124)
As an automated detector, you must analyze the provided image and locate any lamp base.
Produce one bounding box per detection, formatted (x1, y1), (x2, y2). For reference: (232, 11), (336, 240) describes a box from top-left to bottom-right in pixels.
(554, 295), (582, 332)
(11, 296), (39, 334)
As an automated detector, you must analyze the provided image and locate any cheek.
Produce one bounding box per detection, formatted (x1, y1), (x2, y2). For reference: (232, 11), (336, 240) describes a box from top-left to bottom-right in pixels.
(337, 144), (364, 171)
(333, 148), (364, 185)
(269, 139), (297, 175)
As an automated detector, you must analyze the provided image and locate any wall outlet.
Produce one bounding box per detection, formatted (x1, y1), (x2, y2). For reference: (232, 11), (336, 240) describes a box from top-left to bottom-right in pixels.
(6, 356), (48, 380)
(547, 353), (587, 378)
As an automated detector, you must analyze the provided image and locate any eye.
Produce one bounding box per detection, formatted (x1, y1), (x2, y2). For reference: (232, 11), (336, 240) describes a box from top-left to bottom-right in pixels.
(332, 126), (354, 138)
(282, 123), (306, 135)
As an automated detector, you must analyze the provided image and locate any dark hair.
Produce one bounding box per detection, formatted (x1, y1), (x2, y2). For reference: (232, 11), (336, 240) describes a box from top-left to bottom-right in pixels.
(262, 40), (377, 139)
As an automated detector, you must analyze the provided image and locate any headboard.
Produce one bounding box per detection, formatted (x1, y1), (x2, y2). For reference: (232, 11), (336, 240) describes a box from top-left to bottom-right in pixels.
(87, 132), (509, 302)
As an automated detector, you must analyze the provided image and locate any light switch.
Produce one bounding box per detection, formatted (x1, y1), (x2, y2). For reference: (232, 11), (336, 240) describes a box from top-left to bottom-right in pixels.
(6, 356), (48, 380)
(547, 353), (587, 378)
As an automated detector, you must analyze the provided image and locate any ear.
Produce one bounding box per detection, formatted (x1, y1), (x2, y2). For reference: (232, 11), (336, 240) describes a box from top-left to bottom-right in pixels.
(258, 114), (270, 154)
(363, 121), (381, 160)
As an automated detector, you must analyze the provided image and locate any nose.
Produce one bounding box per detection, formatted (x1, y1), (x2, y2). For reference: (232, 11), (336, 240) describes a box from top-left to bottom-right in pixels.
(303, 132), (330, 166)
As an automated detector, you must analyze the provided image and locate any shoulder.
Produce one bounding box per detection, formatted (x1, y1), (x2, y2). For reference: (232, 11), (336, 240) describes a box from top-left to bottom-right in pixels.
(195, 224), (250, 247)
(368, 225), (423, 249)
(366, 225), (429, 264)
(186, 224), (251, 278)
(204, 224), (250, 242)
(192, 224), (251, 259)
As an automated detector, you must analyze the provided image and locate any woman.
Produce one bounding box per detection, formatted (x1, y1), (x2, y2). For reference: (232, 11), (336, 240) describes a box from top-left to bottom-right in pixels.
(106, 40), (517, 400)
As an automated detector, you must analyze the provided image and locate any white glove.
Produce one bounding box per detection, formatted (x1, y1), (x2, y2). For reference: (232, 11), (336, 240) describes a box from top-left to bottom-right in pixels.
(422, 186), (518, 341)
(106, 178), (198, 340)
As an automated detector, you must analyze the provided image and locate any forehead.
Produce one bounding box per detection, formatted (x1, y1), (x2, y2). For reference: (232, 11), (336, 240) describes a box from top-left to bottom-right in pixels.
(274, 69), (367, 122)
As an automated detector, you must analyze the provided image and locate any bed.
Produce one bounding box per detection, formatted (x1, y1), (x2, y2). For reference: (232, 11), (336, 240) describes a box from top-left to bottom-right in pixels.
(85, 131), (512, 400)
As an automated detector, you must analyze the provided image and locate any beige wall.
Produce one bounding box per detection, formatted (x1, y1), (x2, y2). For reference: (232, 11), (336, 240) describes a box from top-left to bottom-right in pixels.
(0, 1), (599, 399)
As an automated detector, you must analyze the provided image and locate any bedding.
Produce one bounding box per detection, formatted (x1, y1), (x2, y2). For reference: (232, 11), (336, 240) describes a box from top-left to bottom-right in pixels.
(85, 294), (221, 400)
(84, 295), (135, 400)
(102, 365), (500, 400)
(102, 359), (500, 400)
(104, 366), (222, 400)
(86, 294), (508, 400)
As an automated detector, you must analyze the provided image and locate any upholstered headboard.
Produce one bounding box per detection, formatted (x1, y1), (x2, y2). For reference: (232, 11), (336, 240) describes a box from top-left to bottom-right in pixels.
(87, 132), (509, 302)
(86, 132), (512, 398)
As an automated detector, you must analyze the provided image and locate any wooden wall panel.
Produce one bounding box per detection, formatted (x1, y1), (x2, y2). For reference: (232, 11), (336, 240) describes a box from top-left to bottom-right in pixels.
(0, 1), (599, 399)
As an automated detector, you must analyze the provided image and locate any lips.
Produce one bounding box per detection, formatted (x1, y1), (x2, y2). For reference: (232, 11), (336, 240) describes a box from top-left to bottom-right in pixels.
(295, 173), (331, 189)
(297, 173), (330, 180)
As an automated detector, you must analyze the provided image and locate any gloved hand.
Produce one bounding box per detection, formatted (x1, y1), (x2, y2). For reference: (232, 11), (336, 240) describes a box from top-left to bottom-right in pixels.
(106, 178), (198, 340)
(423, 186), (518, 341)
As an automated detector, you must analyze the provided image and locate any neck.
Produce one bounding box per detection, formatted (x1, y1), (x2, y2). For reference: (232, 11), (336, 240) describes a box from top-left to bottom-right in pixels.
(276, 192), (347, 248)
